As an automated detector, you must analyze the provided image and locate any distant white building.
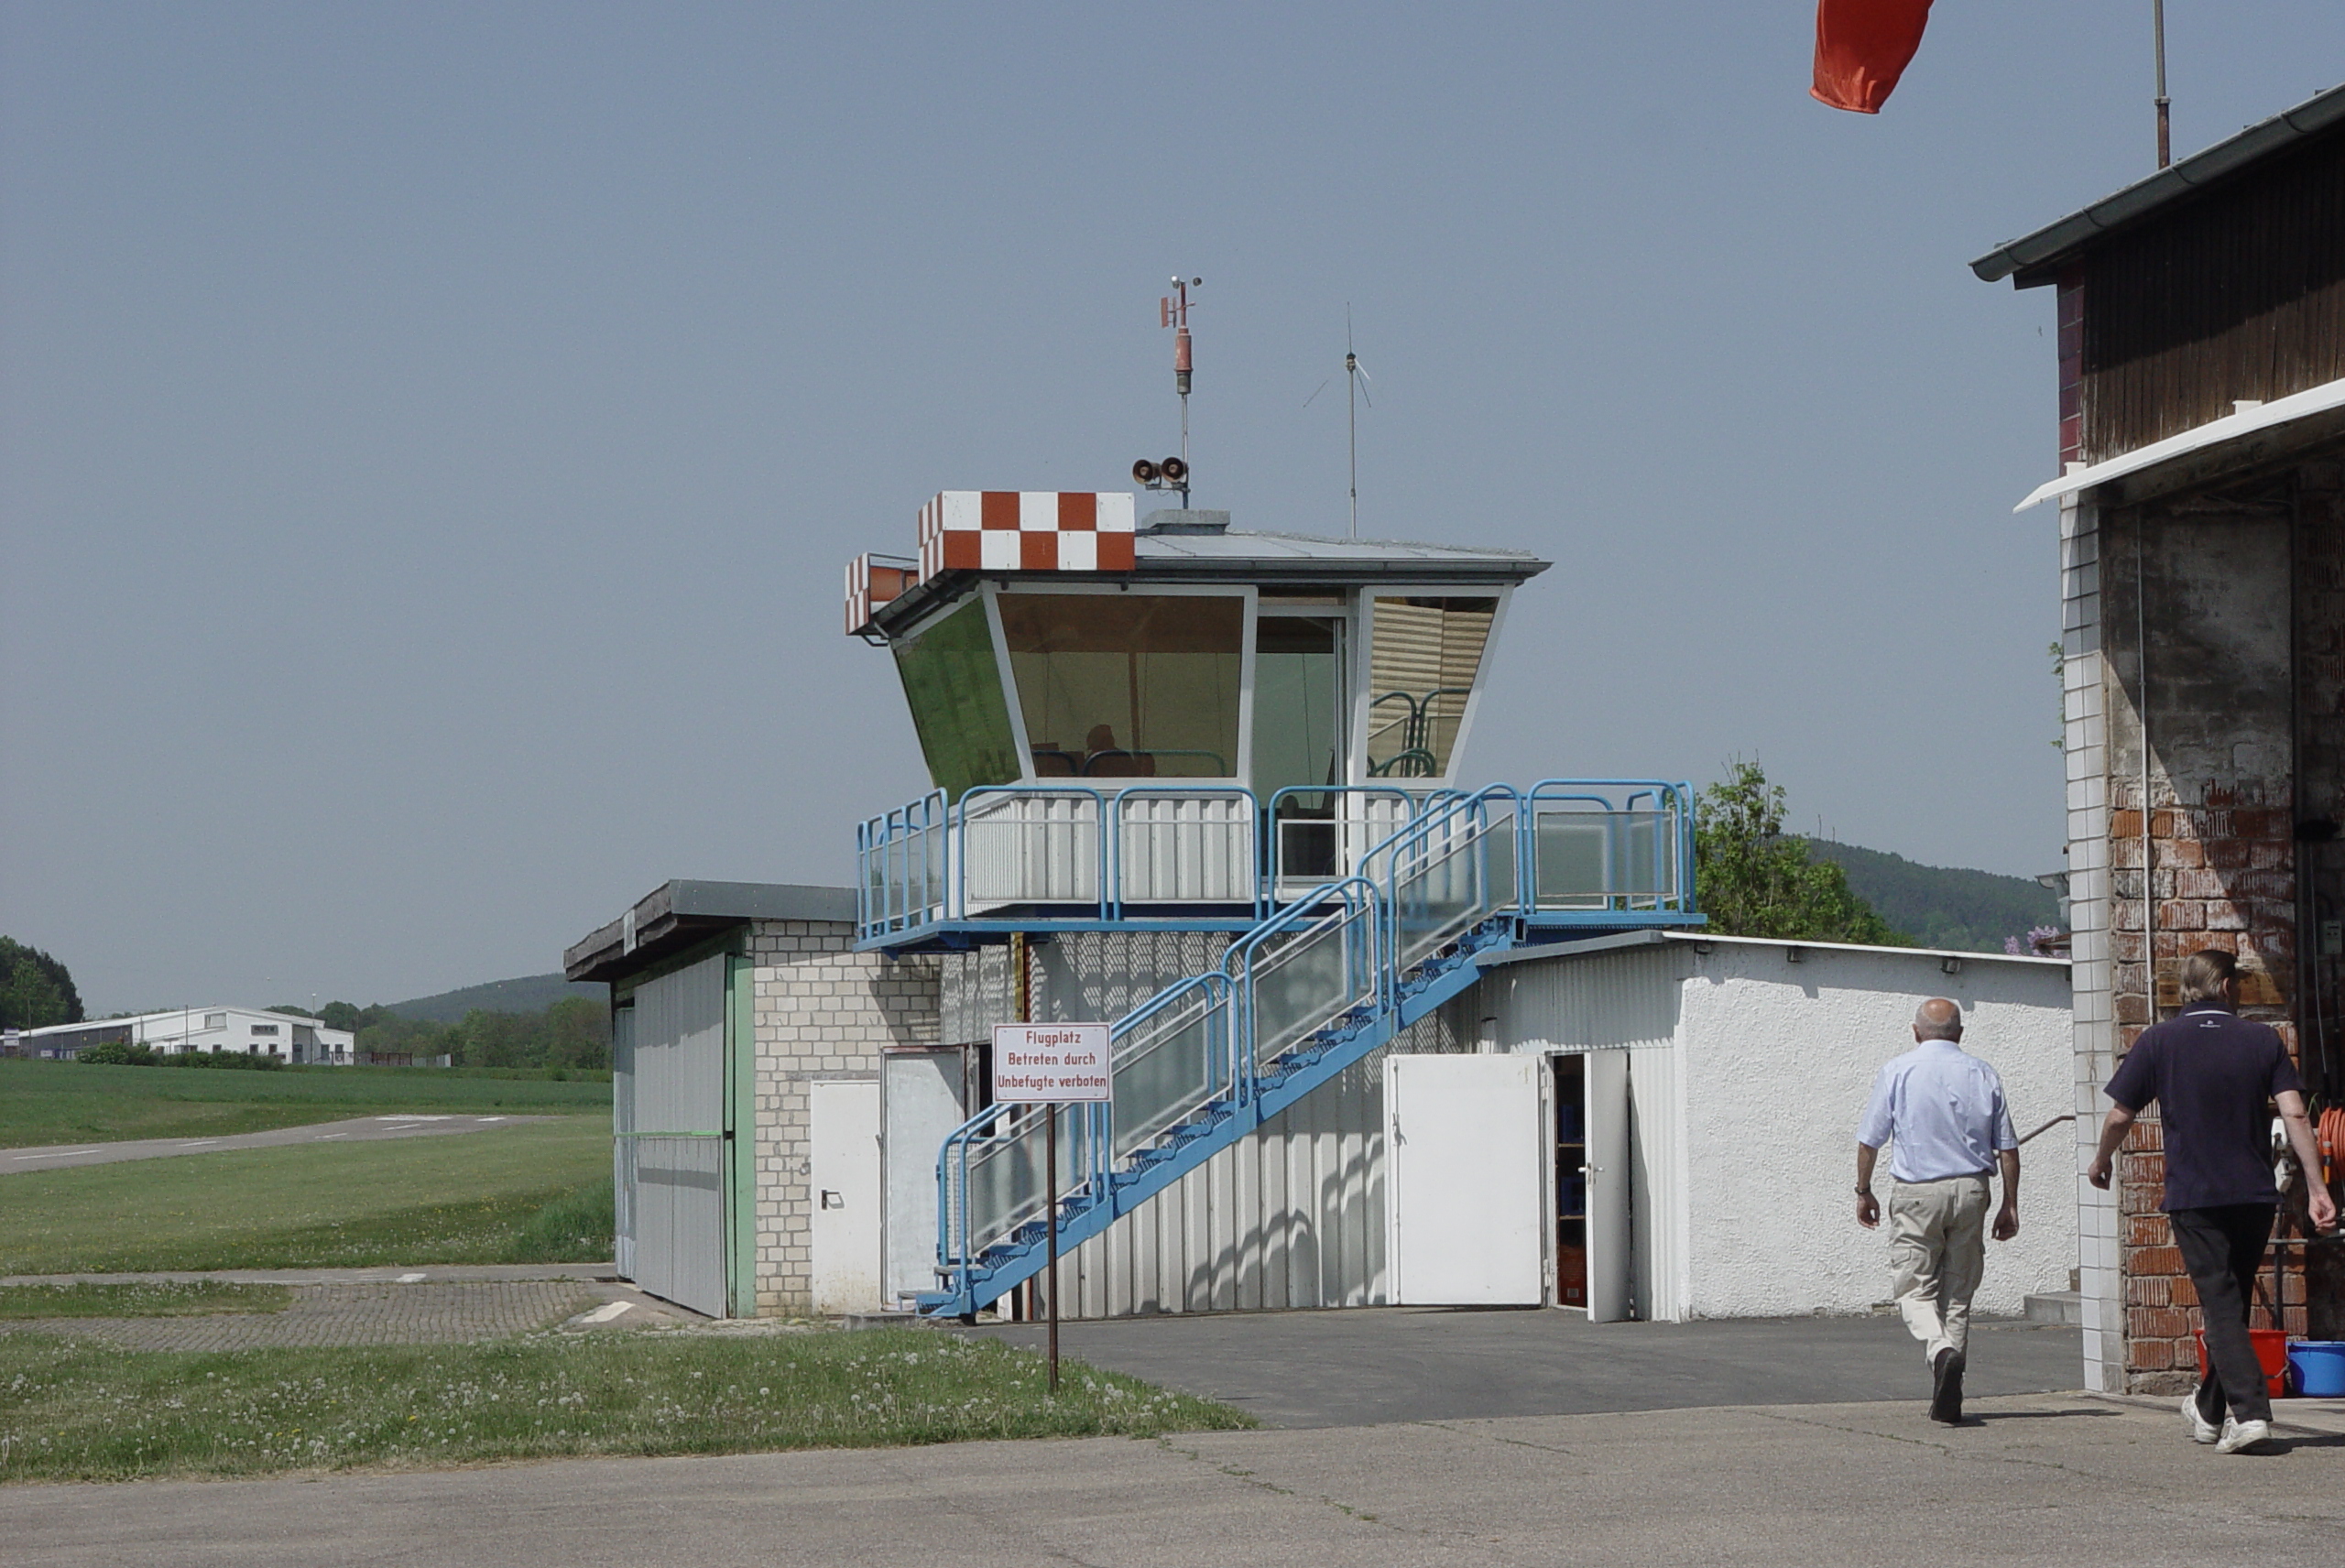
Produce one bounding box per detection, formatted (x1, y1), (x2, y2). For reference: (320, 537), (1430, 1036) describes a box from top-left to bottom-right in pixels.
(15, 1007), (354, 1064)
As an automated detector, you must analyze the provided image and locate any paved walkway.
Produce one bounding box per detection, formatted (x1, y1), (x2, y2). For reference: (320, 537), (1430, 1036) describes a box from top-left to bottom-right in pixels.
(9, 1393), (2344, 1566)
(8, 1279), (603, 1349)
(0, 1263), (703, 1347)
(2, 1114), (553, 1175)
(966, 1306), (2084, 1427)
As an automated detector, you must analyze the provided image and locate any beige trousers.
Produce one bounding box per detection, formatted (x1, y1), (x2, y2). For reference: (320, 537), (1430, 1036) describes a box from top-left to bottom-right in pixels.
(1887, 1174), (1991, 1365)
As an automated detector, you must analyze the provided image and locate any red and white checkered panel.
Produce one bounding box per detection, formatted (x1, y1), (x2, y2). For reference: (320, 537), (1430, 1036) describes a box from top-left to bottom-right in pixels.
(917, 491), (1136, 580)
(844, 553), (917, 637)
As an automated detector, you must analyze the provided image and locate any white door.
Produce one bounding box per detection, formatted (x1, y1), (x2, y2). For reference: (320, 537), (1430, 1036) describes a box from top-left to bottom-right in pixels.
(881, 1051), (967, 1309)
(1584, 1050), (1632, 1323)
(811, 1080), (883, 1315)
(1384, 1054), (1543, 1305)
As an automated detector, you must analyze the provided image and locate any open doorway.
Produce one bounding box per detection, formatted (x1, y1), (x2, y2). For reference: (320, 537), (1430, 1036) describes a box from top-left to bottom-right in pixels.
(1554, 1053), (1587, 1308)
(1552, 1050), (1633, 1320)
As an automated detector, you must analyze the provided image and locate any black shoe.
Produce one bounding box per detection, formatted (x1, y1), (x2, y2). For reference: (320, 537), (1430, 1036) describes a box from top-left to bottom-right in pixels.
(1929, 1348), (1966, 1425)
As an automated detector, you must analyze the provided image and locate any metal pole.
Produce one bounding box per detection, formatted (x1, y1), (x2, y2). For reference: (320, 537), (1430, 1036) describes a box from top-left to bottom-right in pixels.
(1347, 352), (1358, 539)
(1045, 1103), (1060, 1394)
(2153, 0), (2171, 169)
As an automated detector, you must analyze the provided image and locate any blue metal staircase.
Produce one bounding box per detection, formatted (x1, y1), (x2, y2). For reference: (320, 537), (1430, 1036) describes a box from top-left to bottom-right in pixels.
(916, 782), (1699, 1319)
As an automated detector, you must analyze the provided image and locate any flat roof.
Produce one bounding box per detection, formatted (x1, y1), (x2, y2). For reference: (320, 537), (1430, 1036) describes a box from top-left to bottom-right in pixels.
(564, 879), (857, 983)
(1480, 929), (2068, 970)
(1972, 82), (2345, 286)
(872, 526), (1549, 638)
(15, 1005), (331, 1039)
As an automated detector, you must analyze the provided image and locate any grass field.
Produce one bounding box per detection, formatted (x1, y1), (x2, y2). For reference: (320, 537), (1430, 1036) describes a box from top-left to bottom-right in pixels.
(0, 1283), (291, 1320)
(0, 1327), (1251, 1481)
(0, 1060), (609, 1149)
(0, 1117), (614, 1275)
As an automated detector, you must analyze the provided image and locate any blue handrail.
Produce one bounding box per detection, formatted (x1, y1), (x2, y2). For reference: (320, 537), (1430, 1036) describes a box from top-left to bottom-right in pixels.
(865, 778), (1700, 942)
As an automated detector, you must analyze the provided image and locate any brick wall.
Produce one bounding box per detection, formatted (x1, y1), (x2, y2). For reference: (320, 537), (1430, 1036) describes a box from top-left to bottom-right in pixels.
(744, 920), (938, 1315)
(2094, 486), (2318, 1391)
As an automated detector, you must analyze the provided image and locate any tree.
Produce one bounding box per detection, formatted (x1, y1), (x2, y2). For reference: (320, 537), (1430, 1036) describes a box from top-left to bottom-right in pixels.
(0, 938), (83, 1029)
(1695, 761), (1903, 945)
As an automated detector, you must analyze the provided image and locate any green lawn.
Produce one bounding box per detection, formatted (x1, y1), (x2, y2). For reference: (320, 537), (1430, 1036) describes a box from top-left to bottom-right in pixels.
(0, 1059), (609, 1149)
(0, 1327), (1251, 1482)
(0, 1117), (615, 1275)
(0, 1282), (291, 1320)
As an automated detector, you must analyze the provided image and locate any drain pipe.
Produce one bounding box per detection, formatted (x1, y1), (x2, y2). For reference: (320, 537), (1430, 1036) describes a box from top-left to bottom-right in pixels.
(2138, 520), (2155, 1017)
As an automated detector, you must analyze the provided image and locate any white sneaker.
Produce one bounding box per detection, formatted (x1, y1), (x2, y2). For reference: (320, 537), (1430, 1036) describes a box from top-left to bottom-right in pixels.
(2180, 1394), (2220, 1444)
(2215, 1417), (2274, 1454)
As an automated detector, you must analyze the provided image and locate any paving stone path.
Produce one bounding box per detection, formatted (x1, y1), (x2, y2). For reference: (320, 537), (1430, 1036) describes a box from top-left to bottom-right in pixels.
(2, 1279), (605, 1350)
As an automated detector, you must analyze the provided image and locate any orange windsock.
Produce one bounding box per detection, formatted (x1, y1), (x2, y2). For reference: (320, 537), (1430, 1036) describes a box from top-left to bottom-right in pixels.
(1812, 0), (1935, 114)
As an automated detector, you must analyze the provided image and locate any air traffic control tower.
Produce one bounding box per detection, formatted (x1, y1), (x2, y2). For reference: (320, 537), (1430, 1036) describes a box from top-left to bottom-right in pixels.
(843, 492), (1702, 1317)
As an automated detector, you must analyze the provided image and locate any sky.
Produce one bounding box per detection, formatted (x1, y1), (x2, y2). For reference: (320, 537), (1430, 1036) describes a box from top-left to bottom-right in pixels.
(5, 3), (2342, 1014)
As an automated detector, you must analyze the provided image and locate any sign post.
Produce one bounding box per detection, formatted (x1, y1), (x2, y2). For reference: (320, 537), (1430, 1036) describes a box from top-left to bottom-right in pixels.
(991, 1021), (1112, 1394)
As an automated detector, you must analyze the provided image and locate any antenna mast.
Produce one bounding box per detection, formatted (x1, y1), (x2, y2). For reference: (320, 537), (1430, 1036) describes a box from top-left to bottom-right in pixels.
(2153, 0), (2171, 169)
(1162, 278), (1200, 506)
(1304, 309), (1373, 538)
(1346, 308), (1371, 539)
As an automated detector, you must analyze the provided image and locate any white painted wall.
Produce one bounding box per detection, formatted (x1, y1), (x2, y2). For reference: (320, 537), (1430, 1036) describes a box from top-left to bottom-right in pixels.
(929, 929), (2074, 1323)
(1672, 939), (2075, 1321)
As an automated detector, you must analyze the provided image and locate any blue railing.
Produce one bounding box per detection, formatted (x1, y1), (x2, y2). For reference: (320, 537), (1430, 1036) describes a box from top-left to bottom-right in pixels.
(925, 783), (1696, 1311)
(861, 778), (1696, 947)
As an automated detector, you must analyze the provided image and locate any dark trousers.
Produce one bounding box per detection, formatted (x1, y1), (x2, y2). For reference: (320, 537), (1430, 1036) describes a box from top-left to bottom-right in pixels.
(2169, 1203), (2277, 1425)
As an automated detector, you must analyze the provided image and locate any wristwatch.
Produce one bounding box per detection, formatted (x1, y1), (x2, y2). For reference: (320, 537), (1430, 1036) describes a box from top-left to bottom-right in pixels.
(1855, 1185), (1873, 1196)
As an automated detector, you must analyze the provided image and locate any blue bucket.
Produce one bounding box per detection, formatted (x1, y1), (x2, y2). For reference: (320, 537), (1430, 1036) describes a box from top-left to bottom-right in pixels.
(2288, 1340), (2345, 1399)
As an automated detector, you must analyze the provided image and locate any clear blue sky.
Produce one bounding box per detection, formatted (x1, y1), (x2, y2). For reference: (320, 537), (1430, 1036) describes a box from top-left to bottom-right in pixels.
(5, 3), (2341, 1012)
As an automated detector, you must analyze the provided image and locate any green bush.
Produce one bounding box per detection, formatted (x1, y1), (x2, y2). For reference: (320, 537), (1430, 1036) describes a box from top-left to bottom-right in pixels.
(77, 1040), (156, 1067)
(162, 1051), (286, 1072)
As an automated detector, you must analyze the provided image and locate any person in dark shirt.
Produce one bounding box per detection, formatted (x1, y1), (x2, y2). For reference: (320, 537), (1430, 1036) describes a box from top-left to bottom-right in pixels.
(2089, 949), (2337, 1455)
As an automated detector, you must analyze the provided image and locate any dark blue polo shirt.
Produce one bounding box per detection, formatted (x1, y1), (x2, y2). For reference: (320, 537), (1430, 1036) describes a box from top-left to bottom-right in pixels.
(2105, 1002), (2303, 1212)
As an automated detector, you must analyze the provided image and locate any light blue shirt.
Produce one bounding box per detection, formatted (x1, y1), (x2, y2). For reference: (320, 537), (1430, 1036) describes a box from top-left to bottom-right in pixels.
(1857, 1040), (2019, 1184)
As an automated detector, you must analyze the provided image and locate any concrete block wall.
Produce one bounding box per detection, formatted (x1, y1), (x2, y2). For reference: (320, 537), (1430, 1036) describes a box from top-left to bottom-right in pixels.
(744, 920), (938, 1315)
(2063, 495), (2123, 1391)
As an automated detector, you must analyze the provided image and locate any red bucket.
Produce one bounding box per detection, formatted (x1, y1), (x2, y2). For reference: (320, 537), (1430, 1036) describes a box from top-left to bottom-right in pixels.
(2194, 1327), (2291, 1399)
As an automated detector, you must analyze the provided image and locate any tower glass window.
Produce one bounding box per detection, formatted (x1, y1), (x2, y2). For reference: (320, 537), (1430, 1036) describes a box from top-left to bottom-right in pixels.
(1366, 596), (1496, 778)
(1251, 615), (1345, 801)
(998, 593), (1244, 779)
(891, 598), (1021, 800)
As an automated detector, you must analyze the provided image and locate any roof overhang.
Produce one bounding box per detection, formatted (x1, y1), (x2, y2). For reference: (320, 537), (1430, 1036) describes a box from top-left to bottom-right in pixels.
(2012, 374), (2345, 512)
(868, 529), (1550, 641)
(564, 879), (857, 983)
(1971, 83), (2345, 287)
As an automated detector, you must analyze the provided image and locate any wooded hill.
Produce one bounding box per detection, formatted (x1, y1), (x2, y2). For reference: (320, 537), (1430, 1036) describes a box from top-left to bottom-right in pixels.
(1801, 840), (2062, 954)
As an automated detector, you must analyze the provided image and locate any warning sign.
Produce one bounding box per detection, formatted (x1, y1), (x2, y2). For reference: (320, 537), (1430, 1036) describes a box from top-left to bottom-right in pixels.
(991, 1023), (1113, 1104)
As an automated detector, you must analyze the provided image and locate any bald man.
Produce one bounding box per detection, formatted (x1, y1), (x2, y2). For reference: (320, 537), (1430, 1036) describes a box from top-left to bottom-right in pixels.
(1855, 997), (2022, 1424)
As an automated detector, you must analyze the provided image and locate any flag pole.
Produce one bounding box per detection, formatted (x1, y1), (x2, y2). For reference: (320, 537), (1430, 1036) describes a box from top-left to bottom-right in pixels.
(2153, 0), (2172, 169)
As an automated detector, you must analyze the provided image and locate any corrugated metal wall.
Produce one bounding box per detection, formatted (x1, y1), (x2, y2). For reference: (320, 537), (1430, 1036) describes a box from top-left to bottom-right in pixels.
(1481, 942), (1682, 1052)
(1010, 931), (1464, 1318)
(626, 953), (728, 1318)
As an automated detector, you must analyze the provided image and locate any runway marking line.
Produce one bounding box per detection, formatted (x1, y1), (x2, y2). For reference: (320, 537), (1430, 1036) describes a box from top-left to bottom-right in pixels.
(395, 1273), (427, 1284)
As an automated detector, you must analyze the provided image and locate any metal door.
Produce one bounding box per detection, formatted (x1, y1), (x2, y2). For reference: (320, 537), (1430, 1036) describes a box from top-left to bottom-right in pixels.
(612, 1002), (637, 1280)
(881, 1051), (966, 1309)
(626, 954), (727, 1318)
(1384, 1054), (1543, 1305)
(1583, 1050), (1633, 1323)
(811, 1079), (883, 1314)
